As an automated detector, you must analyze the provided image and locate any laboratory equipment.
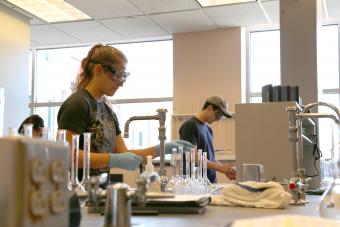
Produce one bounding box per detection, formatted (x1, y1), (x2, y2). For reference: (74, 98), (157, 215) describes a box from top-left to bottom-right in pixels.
(23, 123), (33, 137)
(0, 136), (69, 227)
(124, 108), (167, 192)
(80, 132), (91, 191)
(41, 127), (49, 140)
(69, 134), (85, 193)
(286, 102), (340, 206)
(8, 127), (18, 136)
(165, 148), (177, 193)
(235, 102), (318, 188)
(57, 129), (67, 142)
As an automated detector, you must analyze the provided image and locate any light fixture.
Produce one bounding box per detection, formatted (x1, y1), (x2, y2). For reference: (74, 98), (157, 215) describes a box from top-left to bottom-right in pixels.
(196, 0), (257, 7)
(6, 0), (91, 23)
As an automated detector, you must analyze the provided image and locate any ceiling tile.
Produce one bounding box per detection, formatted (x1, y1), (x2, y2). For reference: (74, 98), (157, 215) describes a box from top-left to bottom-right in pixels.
(261, 0), (279, 25)
(325, 0), (340, 20)
(30, 18), (45, 25)
(151, 9), (217, 33)
(203, 2), (269, 28)
(31, 24), (80, 46)
(53, 21), (122, 43)
(129, 0), (200, 14)
(66, 0), (142, 19)
(100, 16), (169, 39)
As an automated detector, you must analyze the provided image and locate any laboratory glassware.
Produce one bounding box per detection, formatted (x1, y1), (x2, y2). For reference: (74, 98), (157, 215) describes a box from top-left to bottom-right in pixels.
(69, 134), (85, 193)
(23, 123), (33, 137)
(80, 132), (91, 191)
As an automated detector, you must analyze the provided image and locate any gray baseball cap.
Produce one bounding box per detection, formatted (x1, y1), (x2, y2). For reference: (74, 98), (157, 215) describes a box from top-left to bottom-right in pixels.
(206, 96), (232, 118)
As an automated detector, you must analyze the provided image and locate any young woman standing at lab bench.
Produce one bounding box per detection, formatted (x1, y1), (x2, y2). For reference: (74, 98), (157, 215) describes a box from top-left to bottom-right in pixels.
(57, 44), (192, 180)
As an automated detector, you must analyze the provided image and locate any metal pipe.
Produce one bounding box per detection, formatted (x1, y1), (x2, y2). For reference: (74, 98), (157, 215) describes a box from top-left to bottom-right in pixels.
(299, 113), (340, 124)
(124, 115), (160, 138)
(287, 106), (299, 177)
(123, 109), (168, 192)
(286, 102), (340, 205)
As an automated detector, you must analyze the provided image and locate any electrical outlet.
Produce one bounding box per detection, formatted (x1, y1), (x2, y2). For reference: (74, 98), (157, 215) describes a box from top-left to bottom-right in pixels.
(30, 159), (46, 185)
(29, 190), (47, 217)
(49, 190), (66, 214)
(50, 160), (66, 184)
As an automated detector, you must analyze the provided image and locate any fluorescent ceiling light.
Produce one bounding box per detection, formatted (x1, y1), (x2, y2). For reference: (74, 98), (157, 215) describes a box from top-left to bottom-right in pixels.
(196, 0), (256, 7)
(6, 0), (91, 23)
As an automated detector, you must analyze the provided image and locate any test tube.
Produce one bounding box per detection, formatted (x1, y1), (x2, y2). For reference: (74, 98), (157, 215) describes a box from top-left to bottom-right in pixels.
(171, 148), (177, 178)
(175, 146), (185, 194)
(80, 132), (91, 191)
(197, 149), (203, 179)
(202, 152), (208, 180)
(23, 123), (33, 137)
(185, 150), (190, 179)
(69, 134), (85, 192)
(190, 148), (195, 179)
(57, 129), (67, 142)
(41, 127), (49, 140)
(178, 146), (183, 178)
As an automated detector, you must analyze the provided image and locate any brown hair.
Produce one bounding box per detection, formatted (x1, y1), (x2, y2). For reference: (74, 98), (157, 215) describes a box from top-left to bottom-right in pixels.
(73, 44), (127, 92)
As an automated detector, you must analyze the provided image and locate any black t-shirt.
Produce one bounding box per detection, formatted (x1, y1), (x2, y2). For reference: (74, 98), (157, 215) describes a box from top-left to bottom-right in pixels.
(179, 117), (217, 183)
(57, 89), (121, 175)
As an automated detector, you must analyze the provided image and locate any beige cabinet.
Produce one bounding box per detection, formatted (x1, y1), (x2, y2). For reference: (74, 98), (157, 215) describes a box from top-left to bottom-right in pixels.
(235, 102), (319, 189)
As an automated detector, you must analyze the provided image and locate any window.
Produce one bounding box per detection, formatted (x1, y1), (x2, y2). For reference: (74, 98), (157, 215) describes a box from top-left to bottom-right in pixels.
(248, 30), (281, 103)
(317, 25), (339, 159)
(31, 40), (173, 147)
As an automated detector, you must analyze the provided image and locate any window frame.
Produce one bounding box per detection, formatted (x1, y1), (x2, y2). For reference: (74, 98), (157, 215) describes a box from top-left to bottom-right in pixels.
(246, 25), (280, 103)
(246, 23), (340, 104)
(29, 39), (174, 139)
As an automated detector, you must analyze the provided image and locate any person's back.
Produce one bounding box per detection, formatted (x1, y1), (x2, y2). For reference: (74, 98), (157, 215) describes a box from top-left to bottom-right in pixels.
(179, 116), (217, 183)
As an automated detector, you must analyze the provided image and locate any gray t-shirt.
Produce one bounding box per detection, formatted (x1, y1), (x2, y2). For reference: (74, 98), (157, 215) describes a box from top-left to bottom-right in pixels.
(57, 88), (121, 174)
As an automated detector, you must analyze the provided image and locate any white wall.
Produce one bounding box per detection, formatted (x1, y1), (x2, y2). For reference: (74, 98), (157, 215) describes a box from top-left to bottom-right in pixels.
(280, 0), (321, 104)
(172, 28), (245, 155)
(0, 6), (30, 135)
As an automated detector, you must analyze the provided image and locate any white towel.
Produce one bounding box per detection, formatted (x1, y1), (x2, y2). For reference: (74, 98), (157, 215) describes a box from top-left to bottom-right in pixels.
(211, 181), (291, 209)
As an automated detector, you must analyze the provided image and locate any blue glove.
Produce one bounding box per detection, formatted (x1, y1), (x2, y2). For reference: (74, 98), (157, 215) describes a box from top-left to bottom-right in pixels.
(108, 152), (143, 171)
(156, 140), (194, 156)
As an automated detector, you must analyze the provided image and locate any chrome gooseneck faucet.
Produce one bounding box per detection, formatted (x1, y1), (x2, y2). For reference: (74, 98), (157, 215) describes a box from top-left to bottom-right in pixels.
(287, 102), (340, 205)
(124, 108), (168, 192)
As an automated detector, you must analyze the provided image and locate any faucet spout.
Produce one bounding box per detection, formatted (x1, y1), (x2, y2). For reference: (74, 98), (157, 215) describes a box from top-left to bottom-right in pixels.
(124, 115), (159, 138)
(302, 101), (340, 122)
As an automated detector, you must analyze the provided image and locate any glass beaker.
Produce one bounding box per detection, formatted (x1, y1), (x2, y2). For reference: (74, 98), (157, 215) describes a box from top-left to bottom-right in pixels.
(175, 146), (185, 194)
(80, 132), (91, 191)
(202, 152), (212, 194)
(319, 128), (340, 220)
(165, 148), (177, 193)
(8, 127), (18, 136)
(23, 123), (33, 137)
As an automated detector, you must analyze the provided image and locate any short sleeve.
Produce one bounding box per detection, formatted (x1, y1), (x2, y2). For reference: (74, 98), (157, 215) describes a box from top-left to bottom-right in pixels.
(110, 110), (121, 136)
(57, 96), (89, 134)
(179, 120), (198, 146)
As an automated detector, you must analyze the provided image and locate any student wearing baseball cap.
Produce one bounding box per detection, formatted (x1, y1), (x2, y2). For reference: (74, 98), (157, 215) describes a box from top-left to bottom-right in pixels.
(179, 96), (235, 183)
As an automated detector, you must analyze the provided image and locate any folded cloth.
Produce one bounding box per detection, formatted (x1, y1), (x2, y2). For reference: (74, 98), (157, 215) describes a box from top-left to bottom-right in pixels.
(230, 215), (340, 227)
(211, 181), (291, 209)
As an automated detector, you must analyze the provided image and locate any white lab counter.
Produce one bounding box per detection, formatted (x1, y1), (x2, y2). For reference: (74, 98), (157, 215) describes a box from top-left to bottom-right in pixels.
(80, 195), (325, 227)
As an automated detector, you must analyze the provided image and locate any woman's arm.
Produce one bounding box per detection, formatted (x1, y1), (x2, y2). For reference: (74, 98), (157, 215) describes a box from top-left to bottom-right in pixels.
(65, 130), (110, 169)
(114, 134), (157, 159)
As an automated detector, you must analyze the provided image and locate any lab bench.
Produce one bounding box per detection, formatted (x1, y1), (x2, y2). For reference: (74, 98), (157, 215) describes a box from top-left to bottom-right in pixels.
(81, 195), (323, 227)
